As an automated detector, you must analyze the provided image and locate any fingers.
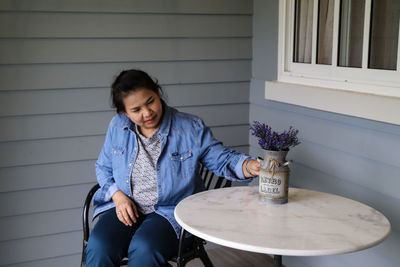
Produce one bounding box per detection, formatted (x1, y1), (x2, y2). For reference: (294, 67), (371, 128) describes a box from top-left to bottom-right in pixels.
(250, 159), (261, 175)
(253, 159), (261, 168)
(126, 204), (138, 224)
(132, 204), (139, 219)
(112, 191), (139, 227)
(124, 208), (134, 226)
(116, 205), (136, 226)
(116, 210), (127, 225)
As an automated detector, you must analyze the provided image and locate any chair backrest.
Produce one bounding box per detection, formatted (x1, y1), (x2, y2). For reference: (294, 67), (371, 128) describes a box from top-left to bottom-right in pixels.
(199, 165), (231, 190)
(82, 183), (100, 246)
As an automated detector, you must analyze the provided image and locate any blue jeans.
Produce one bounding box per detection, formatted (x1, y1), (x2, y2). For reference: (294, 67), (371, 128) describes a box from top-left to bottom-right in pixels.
(86, 208), (192, 267)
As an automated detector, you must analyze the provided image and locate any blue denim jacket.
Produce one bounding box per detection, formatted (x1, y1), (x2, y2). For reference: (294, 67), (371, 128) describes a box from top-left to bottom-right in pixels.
(93, 104), (252, 237)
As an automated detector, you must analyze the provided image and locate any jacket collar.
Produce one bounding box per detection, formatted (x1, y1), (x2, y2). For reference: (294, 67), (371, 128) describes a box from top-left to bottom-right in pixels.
(157, 100), (172, 137)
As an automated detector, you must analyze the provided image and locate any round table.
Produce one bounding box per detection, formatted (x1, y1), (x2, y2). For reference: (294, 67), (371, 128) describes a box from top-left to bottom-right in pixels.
(174, 186), (391, 267)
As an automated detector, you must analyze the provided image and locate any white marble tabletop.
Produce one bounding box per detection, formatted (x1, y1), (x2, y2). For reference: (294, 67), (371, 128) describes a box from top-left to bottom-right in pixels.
(174, 186), (391, 256)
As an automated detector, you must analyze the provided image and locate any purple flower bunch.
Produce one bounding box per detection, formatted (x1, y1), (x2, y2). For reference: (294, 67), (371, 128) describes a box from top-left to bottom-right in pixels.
(250, 121), (300, 151)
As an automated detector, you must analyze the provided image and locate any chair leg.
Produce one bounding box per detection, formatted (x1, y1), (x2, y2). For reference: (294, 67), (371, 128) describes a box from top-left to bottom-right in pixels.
(81, 241), (87, 267)
(197, 244), (214, 267)
(177, 228), (214, 267)
(177, 228), (186, 267)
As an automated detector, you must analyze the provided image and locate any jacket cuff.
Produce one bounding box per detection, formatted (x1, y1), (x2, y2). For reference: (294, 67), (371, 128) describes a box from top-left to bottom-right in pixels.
(234, 155), (255, 179)
(105, 183), (119, 202)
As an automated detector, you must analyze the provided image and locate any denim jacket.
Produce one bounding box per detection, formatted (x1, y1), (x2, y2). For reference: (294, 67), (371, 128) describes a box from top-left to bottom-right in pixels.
(93, 104), (252, 237)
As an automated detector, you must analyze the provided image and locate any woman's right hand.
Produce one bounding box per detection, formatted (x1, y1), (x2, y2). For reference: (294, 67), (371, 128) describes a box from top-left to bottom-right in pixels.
(112, 190), (139, 226)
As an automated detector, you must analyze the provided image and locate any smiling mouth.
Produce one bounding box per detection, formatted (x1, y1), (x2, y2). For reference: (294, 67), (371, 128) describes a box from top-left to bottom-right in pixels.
(145, 116), (156, 123)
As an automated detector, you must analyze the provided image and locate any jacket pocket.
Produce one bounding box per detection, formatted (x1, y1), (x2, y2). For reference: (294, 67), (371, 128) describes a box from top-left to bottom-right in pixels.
(170, 150), (192, 161)
(111, 146), (126, 171)
(170, 150), (193, 178)
(112, 146), (125, 156)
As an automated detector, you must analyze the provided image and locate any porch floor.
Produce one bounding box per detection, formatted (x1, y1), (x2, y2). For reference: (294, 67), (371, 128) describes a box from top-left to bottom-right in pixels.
(170, 245), (277, 267)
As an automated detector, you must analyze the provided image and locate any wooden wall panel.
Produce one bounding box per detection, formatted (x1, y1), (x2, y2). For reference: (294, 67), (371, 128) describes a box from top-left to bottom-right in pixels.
(0, 183), (93, 217)
(250, 104), (400, 171)
(0, 231), (82, 265)
(0, 60), (251, 91)
(0, 104), (249, 142)
(0, 38), (251, 64)
(8, 253), (82, 267)
(0, 82), (249, 116)
(0, 160), (97, 192)
(249, 102), (400, 267)
(0, 13), (251, 38)
(0, 0), (252, 14)
(0, 208), (81, 241)
(250, 2), (399, 265)
(0, 1), (252, 265)
(0, 136), (104, 168)
(0, 124), (248, 168)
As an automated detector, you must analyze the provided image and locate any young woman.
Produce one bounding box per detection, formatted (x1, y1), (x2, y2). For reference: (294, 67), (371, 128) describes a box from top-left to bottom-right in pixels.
(85, 69), (260, 267)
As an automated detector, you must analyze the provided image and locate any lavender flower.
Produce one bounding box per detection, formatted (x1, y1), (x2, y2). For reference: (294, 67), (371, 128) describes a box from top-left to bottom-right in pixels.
(249, 121), (300, 151)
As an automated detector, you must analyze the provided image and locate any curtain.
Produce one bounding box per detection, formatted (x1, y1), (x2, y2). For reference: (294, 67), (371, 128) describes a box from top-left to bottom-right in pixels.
(369, 0), (400, 70)
(339, 0), (365, 68)
(317, 0), (334, 64)
(294, 0), (314, 63)
(294, 0), (399, 69)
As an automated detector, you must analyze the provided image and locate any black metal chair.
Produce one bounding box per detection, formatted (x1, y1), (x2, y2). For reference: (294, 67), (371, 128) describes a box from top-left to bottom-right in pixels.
(81, 165), (232, 267)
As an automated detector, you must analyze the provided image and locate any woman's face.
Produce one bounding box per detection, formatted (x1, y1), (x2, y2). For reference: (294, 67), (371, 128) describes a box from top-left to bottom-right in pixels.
(122, 88), (163, 135)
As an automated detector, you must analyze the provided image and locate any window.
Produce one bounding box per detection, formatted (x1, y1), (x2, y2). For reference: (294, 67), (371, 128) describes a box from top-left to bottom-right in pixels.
(266, 0), (400, 125)
(278, 0), (400, 98)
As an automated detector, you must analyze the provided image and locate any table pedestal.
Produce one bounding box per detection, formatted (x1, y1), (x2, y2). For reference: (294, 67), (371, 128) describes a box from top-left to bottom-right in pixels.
(274, 255), (282, 267)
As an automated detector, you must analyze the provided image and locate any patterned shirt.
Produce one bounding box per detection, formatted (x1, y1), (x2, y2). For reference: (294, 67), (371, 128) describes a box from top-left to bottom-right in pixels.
(131, 127), (161, 214)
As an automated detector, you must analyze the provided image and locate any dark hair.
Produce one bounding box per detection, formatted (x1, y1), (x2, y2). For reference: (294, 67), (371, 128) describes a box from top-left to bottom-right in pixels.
(111, 69), (163, 113)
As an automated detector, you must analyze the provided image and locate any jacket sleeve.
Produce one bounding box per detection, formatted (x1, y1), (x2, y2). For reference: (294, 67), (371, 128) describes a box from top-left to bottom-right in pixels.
(94, 121), (119, 204)
(196, 118), (253, 182)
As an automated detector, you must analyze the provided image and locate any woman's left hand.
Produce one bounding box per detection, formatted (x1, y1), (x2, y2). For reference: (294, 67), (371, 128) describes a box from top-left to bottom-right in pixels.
(243, 159), (260, 178)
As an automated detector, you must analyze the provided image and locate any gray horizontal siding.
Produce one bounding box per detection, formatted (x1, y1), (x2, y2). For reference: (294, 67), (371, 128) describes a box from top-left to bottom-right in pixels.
(0, 160), (97, 192)
(251, 0), (399, 266)
(0, 0), (252, 266)
(250, 101), (400, 198)
(0, 183), (94, 217)
(0, 124), (249, 168)
(290, 162), (400, 230)
(8, 253), (82, 267)
(0, 208), (81, 242)
(249, 101), (400, 267)
(0, 135), (103, 168)
(7, 253), (81, 267)
(285, 227), (399, 267)
(0, 231), (82, 265)
(0, 0), (252, 14)
(0, 1), (252, 266)
(0, 13), (251, 38)
(0, 38), (251, 64)
(0, 61), (251, 91)
(0, 104), (249, 142)
(0, 82), (249, 116)
(0, 125), (248, 216)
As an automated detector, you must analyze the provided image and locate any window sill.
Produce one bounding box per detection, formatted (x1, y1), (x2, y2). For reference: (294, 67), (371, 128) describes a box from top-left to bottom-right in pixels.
(265, 81), (400, 126)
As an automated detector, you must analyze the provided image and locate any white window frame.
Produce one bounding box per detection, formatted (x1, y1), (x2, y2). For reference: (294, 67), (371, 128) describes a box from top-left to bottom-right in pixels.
(266, 0), (400, 125)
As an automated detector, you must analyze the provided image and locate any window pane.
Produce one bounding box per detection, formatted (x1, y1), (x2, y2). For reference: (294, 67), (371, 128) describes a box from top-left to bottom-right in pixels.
(317, 0), (334, 65)
(294, 0), (313, 63)
(369, 0), (400, 70)
(338, 0), (365, 68)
